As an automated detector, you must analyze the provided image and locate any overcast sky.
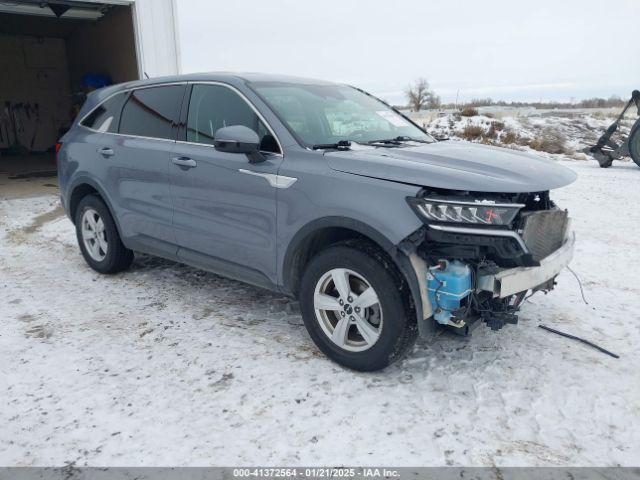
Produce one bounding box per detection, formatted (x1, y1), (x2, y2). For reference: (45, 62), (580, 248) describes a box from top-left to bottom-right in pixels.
(176, 0), (639, 105)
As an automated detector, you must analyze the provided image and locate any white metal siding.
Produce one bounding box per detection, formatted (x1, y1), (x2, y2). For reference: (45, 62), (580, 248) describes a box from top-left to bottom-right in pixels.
(131, 0), (180, 78)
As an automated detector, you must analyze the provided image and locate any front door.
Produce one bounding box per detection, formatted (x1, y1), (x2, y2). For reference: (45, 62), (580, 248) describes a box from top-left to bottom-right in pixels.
(169, 83), (284, 288)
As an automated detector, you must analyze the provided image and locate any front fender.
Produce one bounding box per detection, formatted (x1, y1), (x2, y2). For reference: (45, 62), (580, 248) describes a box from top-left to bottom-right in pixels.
(281, 216), (433, 337)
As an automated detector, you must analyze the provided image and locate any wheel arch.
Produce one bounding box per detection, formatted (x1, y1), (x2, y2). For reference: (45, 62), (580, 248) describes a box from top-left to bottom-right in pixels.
(281, 216), (425, 328)
(282, 217), (390, 293)
(67, 177), (125, 239)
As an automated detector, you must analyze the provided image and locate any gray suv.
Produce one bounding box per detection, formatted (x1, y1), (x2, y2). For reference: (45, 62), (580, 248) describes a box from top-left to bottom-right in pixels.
(58, 73), (577, 371)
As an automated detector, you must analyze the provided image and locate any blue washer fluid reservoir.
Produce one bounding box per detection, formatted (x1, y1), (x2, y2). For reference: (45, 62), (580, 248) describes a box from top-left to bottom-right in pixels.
(427, 260), (473, 325)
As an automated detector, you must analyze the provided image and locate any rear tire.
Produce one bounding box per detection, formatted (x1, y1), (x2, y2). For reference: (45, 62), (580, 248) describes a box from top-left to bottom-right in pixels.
(75, 194), (133, 274)
(629, 118), (640, 168)
(299, 242), (417, 371)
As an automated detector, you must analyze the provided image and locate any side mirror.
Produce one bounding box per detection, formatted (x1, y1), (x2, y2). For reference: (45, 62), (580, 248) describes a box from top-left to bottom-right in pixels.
(214, 125), (264, 163)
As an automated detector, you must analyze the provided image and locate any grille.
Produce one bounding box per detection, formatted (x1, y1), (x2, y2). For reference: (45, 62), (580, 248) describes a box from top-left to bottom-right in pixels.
(520, 210), (568, 261)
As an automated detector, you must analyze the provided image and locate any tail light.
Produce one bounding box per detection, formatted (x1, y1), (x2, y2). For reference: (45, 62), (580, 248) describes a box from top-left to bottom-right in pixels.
(55, 142), (62, 166)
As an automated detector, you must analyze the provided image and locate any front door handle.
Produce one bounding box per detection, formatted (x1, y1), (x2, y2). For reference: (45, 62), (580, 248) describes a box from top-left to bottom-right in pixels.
(172, 156), (197, 168)
(98, 147), (114, 157)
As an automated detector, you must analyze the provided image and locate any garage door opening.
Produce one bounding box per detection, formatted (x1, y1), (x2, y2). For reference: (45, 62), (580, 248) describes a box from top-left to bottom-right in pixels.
(0, 1), (139, 177)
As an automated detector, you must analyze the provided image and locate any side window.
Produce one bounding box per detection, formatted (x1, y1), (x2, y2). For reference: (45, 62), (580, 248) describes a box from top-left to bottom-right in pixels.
(119, 85), (184, 140)
(81, 92), (127, 133)
(186, 84), (280, 153)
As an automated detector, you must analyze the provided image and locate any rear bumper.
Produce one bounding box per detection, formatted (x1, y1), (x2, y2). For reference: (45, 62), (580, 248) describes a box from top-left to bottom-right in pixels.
(477, 228), (575, 298)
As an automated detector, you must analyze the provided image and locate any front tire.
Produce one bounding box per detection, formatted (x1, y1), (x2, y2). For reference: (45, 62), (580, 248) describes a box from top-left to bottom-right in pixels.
(299, 242), (417, 371)
(75, 194), (133, 274)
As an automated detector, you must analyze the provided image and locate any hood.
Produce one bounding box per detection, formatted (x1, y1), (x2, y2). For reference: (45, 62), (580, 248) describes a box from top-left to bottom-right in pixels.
(326, 141), (577, 193)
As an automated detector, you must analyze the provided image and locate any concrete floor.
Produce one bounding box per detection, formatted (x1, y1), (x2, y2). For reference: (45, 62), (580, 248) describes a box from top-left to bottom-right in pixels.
(0, 154), (59, 200)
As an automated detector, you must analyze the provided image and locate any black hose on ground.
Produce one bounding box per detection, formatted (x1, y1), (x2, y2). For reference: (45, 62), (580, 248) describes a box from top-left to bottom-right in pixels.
(538, 324), (619, 359)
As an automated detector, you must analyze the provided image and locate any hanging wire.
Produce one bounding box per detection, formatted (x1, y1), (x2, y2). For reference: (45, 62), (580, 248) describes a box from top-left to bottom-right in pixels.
(567, 266), (589, 305)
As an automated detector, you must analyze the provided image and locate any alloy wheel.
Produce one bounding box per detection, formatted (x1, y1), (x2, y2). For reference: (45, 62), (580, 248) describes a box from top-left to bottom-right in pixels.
(313, 268), (383, 352)
(81, 208), (108, 261)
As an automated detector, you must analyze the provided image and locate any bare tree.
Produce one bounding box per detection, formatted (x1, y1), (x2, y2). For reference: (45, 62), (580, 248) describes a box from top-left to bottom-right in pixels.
(429, 93), (441, 109)
(405, 78), (440, 111)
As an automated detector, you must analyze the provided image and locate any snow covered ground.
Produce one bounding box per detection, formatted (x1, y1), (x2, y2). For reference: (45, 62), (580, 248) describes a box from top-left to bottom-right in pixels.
(1, 160), (640, 467)
(415, 109), (637, 162)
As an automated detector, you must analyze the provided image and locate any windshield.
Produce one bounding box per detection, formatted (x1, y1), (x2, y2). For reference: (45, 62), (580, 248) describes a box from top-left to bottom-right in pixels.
(251, 82), (434, 147)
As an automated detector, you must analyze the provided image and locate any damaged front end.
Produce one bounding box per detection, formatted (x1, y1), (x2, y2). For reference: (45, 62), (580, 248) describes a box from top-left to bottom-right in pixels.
(400, 188), (575, 335)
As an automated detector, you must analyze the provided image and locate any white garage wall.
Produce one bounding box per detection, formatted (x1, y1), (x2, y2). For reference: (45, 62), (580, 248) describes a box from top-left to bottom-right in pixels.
(131, 0), (181, 78)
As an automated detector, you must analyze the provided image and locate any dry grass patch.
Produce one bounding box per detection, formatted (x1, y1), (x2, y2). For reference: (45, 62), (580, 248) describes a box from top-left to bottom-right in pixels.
(460, 107), (479, 117)
(528, 127), (568, 154)
(461, 125), (484, 140)
(501, 130), (518, 144)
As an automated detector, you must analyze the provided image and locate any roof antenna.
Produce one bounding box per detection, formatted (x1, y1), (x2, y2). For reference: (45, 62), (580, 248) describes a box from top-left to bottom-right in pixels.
(143, 71), (150, 79)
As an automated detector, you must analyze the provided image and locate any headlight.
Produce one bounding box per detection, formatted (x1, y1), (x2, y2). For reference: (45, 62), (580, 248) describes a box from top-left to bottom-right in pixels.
(407, 197), (524, 226)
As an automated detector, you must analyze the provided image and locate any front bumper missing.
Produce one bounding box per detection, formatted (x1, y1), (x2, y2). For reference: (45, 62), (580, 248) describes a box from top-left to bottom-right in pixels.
(477, 230), (575, 298)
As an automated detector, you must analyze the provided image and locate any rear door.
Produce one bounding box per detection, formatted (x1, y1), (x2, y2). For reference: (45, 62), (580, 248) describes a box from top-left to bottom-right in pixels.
(168, 83), (283, 288)
(97, 84), (185, 257)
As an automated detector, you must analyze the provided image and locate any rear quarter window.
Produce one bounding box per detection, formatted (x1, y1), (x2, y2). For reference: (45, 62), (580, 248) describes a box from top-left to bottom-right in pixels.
(80, 92), (127, 133)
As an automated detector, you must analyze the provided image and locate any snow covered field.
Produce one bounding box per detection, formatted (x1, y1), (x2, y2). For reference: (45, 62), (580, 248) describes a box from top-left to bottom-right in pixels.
(417, 109), (637, 162)
(1, 160), (640, 467)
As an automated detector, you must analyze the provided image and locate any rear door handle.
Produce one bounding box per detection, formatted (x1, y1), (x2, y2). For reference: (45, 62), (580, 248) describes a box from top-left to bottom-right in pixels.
(98, 147), (114, 157)
(172, 156), (197, 168)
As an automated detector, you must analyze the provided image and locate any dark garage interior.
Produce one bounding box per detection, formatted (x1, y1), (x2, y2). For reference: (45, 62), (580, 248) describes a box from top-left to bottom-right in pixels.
(0, 1), (139, 184)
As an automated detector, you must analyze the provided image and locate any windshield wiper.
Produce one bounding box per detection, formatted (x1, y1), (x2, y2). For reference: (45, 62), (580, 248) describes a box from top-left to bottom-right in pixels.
(311, 140), (352, 150)
(367, 136), (431, 145)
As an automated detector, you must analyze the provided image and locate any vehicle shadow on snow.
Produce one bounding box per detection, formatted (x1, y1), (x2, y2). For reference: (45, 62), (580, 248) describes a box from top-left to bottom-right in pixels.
(128, 253), (306, 326)
(126, 253), (508, 374)
(129, 253), (300, 316)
